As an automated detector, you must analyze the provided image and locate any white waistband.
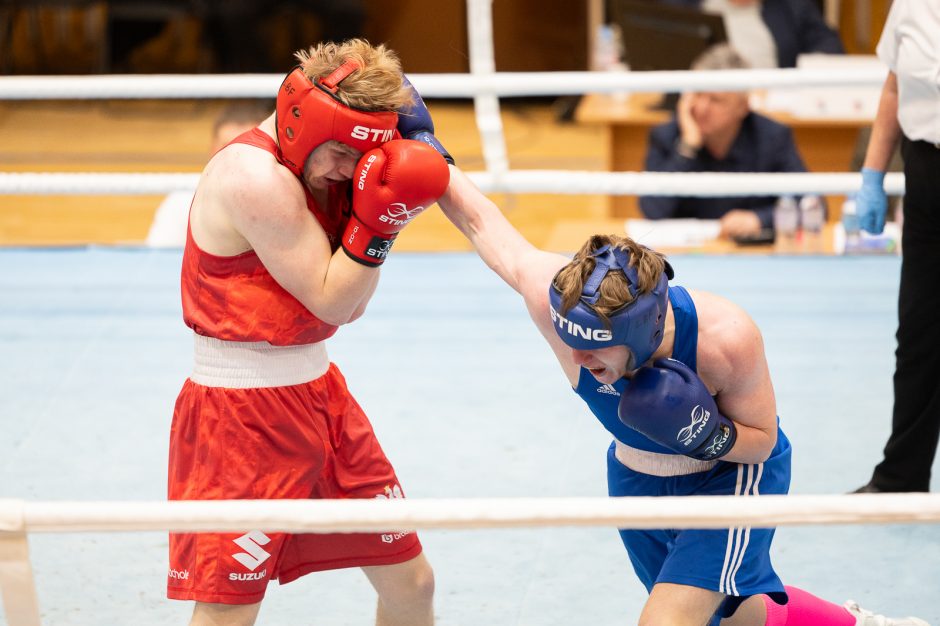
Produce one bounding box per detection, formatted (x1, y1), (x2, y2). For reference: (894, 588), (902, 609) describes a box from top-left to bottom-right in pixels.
(614, 440), (719, 477)
(191, 334), (329, 388)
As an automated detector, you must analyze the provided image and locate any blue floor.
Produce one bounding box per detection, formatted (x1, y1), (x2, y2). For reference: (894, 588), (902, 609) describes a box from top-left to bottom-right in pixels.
(0, 249), (937, 625)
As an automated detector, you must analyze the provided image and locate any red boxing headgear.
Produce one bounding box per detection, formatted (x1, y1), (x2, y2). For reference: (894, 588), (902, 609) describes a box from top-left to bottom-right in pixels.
(275, 61), (400, 176)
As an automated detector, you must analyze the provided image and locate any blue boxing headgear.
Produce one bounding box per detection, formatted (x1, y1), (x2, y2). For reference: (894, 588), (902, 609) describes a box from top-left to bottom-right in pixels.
(548, 244), (674, 367)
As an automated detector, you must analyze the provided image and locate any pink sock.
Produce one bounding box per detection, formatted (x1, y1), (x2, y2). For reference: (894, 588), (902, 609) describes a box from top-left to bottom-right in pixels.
(762, 586), (855, 626)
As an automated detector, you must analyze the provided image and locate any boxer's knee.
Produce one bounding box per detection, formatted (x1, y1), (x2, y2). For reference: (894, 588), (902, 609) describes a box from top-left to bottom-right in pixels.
(365, 552), (435, 613)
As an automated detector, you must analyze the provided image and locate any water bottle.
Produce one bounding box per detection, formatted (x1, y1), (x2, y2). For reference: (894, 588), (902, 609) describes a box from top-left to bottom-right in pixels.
(841, 197), (860, 254)
(594, 24), (629, 100)
(594, 25), (618, 71)
(799, 195), (825, 253)
(773, 195), (799, 253)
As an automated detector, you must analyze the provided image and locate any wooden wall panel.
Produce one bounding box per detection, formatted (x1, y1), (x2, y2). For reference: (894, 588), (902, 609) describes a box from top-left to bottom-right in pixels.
(363, 0), (588, 74)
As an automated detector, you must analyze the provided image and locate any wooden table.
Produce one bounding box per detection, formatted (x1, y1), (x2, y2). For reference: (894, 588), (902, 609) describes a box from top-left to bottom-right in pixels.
(575, 92), (873, 218)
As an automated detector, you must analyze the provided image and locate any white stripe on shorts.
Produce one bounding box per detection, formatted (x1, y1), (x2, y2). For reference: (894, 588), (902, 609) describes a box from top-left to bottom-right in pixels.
(718, 462), (764, 596)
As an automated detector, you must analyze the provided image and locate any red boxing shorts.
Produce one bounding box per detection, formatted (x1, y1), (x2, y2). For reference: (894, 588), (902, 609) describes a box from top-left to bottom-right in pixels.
(167, 341), (422, 605)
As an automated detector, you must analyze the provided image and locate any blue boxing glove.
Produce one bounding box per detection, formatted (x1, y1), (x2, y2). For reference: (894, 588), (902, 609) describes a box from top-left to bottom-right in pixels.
(618, 358), (736, 461)
(398, 75), (454, 165)
(856, 167), (887, 234)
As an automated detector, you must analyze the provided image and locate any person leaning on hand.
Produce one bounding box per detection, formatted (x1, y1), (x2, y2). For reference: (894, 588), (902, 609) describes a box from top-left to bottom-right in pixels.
(639, 44), (814, 241)
(854, 0), (940, 494)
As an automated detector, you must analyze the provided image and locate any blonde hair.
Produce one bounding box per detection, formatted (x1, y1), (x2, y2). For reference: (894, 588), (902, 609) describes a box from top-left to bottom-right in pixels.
(553, 235), (668, 326)
(294, 39), (412, 112)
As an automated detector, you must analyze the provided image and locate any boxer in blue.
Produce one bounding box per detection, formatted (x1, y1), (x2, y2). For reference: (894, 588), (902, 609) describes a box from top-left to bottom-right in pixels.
(409, 123), (928, 623)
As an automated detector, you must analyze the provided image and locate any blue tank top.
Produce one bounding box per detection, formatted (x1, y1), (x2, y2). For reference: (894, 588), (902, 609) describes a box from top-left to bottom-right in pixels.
(573, 285), (698, 453)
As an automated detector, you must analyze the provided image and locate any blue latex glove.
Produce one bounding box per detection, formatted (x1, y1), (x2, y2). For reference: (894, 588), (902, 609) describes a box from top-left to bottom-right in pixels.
(397, 75), (454, 165)
(856, 167), (887, 234)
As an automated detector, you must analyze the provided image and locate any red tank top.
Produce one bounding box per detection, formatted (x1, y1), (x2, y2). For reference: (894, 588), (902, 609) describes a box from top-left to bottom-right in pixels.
(181, 128), (351, 346)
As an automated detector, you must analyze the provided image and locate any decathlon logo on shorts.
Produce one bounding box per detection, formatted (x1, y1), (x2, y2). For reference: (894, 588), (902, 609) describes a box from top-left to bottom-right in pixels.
(677, 405), (710, 446)
(167, 568), (189, 580)
(596, 383), (620, 396)
(231, 530), (272, 571)
(375, 484), (404, 499)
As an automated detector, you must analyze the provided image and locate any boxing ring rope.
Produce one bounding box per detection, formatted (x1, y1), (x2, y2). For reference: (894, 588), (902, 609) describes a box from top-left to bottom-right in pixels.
(0, 66), (903, 198)
(2, 495), (939, 626)
(0, 68), (888, 100)
(0, 171), (907, 197)
(3, 495), (940, 534)
(0, 0), (896, 200)
(0, 0), (898, 203)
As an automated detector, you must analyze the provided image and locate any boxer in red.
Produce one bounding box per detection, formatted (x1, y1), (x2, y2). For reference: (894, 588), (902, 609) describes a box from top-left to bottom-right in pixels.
(166, 39), (450, 626)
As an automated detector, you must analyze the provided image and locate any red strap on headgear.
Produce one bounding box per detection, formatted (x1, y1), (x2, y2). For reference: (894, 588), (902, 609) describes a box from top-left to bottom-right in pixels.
(275, 63), (399, 176)
(320, 60), (360, 92)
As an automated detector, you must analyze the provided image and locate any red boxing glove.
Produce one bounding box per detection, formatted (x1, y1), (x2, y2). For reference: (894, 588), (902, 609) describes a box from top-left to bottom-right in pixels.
(342, 139), (450, 266)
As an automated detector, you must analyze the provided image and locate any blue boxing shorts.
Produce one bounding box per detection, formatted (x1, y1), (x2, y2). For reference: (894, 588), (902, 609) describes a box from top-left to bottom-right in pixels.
(607, 426), (792, 618)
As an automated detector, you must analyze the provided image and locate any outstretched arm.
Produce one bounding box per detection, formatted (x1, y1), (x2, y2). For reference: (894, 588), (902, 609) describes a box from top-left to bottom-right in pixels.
(438, 167), (582, 383)
(439, 167), (567, 300)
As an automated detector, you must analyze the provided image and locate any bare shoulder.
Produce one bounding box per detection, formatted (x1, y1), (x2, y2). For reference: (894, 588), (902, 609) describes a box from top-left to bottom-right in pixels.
(210, 145), (302, 216)
(191, 144), (309, 254)
(688, 289), (765, 391)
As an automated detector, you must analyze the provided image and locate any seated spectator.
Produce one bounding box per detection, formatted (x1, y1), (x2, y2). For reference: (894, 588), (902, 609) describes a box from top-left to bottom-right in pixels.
(639, 44), (812, 239)
(146, 100), (271, 247)
(659, 0), (843, 68)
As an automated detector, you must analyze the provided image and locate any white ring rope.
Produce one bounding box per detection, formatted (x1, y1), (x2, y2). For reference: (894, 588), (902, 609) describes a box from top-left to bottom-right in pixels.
(0, 173), (201, 195)
(0, 171), (906, 197)
(1, 495), (939, 534)
(0, 11), (892, 201)
(0, 68), (887, 100)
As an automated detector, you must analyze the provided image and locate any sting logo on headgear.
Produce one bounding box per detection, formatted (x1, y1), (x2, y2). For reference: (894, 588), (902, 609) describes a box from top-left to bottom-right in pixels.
(275, 61), (399, 177)
(548, 244), (673, 367)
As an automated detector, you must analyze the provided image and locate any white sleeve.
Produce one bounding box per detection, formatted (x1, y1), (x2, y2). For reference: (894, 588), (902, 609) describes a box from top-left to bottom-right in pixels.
(875, 0), (904, 72)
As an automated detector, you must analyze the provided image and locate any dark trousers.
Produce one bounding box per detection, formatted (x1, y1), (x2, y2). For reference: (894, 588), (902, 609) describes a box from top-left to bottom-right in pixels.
(871, 137), (940, 492)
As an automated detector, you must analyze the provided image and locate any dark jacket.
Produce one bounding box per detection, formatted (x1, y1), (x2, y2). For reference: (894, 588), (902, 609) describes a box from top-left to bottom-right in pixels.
(640, 112), (808, 228)
(661, 0), (844, 68)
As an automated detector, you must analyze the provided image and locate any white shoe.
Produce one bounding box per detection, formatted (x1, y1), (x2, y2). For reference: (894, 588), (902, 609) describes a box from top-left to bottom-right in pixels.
(843, 600), (931, 626)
